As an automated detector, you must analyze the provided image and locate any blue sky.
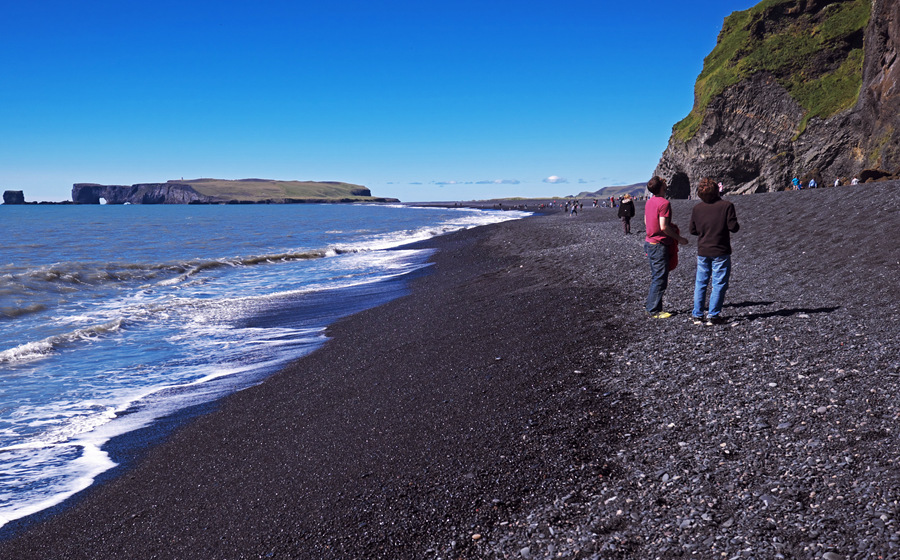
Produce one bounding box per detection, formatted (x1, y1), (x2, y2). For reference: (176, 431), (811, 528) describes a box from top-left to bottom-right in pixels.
(1, 0), (756, 202)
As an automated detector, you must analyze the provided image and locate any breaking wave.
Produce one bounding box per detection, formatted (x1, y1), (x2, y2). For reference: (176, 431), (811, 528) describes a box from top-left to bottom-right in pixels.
(0, 319), (125, 364)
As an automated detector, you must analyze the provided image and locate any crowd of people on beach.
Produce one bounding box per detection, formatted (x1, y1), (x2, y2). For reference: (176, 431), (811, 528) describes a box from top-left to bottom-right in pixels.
(791, 175), (860, 189)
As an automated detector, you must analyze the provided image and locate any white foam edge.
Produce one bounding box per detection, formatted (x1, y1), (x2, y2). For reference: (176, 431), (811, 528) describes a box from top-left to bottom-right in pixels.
(169, 251), (433, 323)
(327, 209), (530, 254)
(224, 257), (434, 304)
(183, 209), (527, 271)
(0, 437), (114, 529)
(0, 348), (321, 530)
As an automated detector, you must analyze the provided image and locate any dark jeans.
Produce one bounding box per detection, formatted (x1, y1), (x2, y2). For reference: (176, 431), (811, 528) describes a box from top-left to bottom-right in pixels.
(645, 241), (670, 313)
(621, 217), (631, 234)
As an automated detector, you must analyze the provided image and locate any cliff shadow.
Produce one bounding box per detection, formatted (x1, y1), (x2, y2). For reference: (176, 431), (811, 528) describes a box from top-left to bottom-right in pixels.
(668, 172), (691, 199)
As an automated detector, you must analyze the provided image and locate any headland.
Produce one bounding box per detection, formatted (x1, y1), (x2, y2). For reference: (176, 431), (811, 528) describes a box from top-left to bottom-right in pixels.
(1, 179), (399, 205)
(71, 179), (399, 204)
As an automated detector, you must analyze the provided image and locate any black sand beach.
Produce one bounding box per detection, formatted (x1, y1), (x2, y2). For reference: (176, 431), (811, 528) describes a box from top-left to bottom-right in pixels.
(3, 183), (899, 559)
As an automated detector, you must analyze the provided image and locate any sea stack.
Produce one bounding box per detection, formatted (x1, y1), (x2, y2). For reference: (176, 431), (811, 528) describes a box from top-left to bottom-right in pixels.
(3, 191), (26, 205)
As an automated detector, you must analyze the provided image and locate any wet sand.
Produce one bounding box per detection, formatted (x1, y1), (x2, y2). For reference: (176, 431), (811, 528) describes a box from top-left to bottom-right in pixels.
(2, 182), (899, 559)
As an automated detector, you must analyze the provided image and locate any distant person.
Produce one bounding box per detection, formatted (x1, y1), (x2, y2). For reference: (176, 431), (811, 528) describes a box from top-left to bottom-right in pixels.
(792, 177), (800, 190)
(644, 176), (689, 319)
(689, 177), (740, 325)
(617, 194), (635, 234)
(834, 178), (841, 188)
(809, 178), (817, 188)
(851, 177), (860, 185)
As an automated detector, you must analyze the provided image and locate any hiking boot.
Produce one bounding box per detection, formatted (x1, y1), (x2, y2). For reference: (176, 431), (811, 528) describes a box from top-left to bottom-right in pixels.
(691, 316), (704, 325)
(648, 311), (673, 319)
(705, 316), (726, 326)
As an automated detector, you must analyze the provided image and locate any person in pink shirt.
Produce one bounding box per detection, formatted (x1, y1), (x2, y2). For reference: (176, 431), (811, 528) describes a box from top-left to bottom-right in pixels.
(644, 176), (688, 318)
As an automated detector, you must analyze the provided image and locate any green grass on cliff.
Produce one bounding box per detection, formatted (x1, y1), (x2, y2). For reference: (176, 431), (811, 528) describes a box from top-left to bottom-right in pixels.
(180, 179), (373, 201)
(673, 0), (870, 142)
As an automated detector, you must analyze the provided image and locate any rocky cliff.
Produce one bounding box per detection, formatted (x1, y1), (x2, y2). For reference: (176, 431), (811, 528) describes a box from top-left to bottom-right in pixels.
(72, 183), (219, 204)
(655, 0), (899, 196)
(3, 190), (26, 204)
(71, 179), (394, 204)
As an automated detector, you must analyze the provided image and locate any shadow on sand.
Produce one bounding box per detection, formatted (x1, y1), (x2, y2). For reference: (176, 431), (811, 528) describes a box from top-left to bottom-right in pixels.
(738, 306), (840, 322)
(724, 300), (776, 309)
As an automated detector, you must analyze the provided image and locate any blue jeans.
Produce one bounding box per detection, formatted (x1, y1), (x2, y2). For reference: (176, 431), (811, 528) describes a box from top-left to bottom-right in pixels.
(693, 255), (731, 318)
(645, 242), (670, 313)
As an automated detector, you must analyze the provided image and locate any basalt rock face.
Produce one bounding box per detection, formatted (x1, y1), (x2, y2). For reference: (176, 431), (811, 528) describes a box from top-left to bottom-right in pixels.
(658, 73), (809, 196)
(71, 181), (388, 204)
(72, 183), (219, 204)
(656, 0), (899, 196)
(3, 190), (26, 204)
(857, 0), (900, 171)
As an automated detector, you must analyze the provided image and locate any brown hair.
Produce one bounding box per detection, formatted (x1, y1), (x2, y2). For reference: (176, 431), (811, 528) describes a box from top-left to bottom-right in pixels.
(697, 177), (720, 203)
(647, 176), (667, 195)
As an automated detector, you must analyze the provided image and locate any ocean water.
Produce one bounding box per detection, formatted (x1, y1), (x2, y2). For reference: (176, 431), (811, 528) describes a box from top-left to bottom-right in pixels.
(0, 203), (527, 530)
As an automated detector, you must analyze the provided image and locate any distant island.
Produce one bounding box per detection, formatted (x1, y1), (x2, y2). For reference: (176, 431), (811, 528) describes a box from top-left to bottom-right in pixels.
(69, 179), (399, 204)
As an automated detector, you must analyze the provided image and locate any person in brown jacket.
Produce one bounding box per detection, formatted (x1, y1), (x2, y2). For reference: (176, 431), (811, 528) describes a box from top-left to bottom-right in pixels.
(617, 194), (635, 234)
(689, 177), (740, 325)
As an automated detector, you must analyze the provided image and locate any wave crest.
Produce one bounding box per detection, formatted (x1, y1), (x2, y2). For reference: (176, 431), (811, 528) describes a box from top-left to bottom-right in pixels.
(0, 303), (47, 320)
(0, 318), (125, 364)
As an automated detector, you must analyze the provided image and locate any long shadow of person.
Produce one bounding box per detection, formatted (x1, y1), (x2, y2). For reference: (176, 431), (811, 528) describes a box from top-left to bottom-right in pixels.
(723, 300), (776, 309)
(741, 306), (840, 321)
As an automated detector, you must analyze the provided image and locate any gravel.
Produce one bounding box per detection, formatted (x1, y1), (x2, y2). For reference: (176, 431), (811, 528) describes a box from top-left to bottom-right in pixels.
(473, 182), (900, 559)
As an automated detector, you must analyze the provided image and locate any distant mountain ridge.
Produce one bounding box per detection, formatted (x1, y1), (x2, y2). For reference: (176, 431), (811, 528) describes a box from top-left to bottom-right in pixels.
(72, 179), (399, 204)
(655, 0), (899, 197)
(575, 182), (647, 199)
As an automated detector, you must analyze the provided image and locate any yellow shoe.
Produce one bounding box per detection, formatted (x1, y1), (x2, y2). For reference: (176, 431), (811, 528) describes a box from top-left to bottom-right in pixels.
(649, 311), (673, 319)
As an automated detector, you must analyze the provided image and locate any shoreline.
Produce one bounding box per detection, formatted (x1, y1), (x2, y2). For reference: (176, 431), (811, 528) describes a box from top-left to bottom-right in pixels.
(2, 183), (899, 558)
(2, 206), (624, 557)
